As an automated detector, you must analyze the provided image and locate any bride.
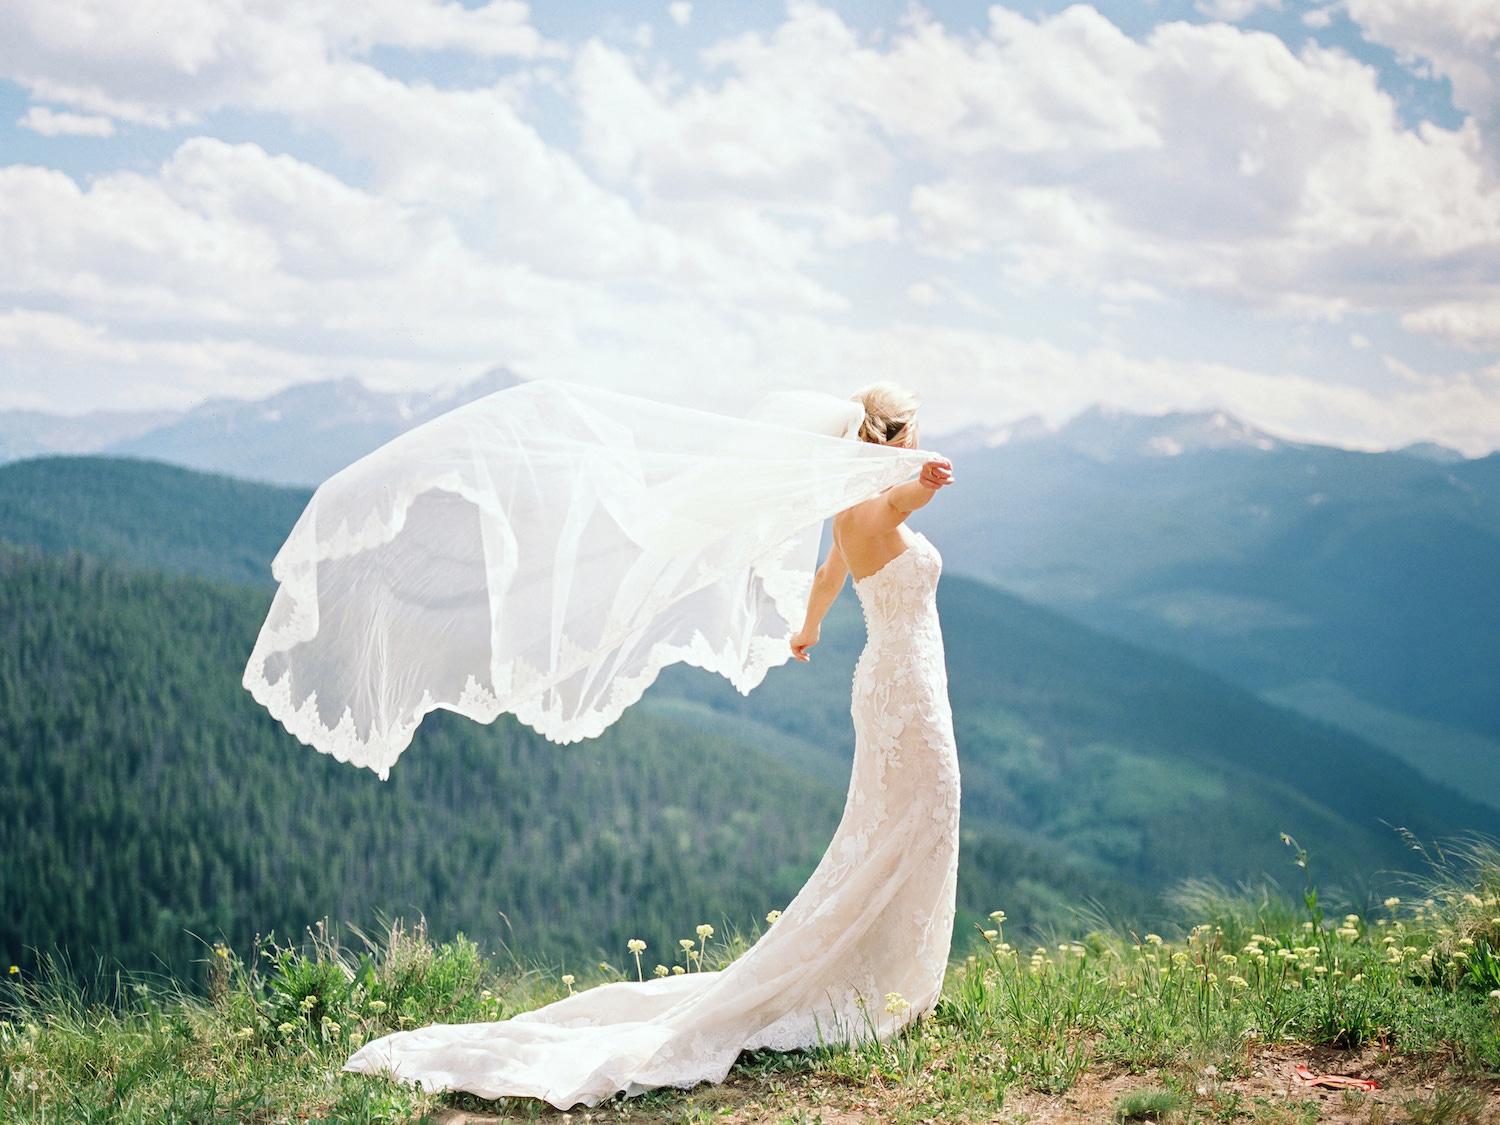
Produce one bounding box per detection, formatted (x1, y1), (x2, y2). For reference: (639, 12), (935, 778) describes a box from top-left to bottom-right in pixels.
(246, 379), (957, 1109)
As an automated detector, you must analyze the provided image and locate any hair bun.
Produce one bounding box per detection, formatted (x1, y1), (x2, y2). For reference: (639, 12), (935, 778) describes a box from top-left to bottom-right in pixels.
(852, 382), (920, 446)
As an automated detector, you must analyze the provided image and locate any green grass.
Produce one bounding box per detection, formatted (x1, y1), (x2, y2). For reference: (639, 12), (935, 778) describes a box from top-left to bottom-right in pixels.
(6, 848), (1500, 1123)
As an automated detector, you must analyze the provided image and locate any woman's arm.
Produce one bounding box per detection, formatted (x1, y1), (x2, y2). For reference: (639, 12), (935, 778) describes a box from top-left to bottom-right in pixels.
(848, 458), (954, 536)
(789, 538), (849, 661)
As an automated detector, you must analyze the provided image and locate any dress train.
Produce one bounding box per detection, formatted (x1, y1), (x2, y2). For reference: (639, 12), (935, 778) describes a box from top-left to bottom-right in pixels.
(345, 534), (960, 1108)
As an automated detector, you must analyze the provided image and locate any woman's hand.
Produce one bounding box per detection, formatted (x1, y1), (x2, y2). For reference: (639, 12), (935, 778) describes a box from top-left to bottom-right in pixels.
(790, 628), (818, 662)
(918, 459), (954, 490)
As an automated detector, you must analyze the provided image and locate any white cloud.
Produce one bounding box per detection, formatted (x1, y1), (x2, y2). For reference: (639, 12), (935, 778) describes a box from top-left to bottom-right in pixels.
(16, 105), (114, 136)
(1346, 0), (1500, 137)
(669, 3), (692, 28)
(566, 3), (1500, 331)
(1401, 299), (1500, 346)
(0, 0), (547, 125)
(1195, 0), (1283, 23)
(2, 0), (1500, 453)
(906, 281), (942, 306)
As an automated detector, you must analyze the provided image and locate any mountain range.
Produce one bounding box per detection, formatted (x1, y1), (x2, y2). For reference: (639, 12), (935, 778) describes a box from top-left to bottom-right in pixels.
(0, 369), (523, 487)
(5, 375), (1493, 814)
(913, 408), (1500, 811)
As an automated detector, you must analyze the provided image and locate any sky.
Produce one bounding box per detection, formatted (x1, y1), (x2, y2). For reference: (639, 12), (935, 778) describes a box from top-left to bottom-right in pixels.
(3, 0), (1500, 453)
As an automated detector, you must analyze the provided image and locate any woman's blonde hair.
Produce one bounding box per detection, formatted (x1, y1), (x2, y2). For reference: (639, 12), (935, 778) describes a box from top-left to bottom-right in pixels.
(852, 382), (920, 446)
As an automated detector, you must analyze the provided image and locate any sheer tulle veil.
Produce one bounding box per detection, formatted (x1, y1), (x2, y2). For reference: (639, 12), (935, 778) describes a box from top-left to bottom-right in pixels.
(243, 379), (934, 776)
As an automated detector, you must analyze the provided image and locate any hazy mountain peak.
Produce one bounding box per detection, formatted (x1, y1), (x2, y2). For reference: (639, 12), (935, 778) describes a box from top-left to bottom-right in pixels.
(1397, 441), (1468, 464)
(101, 367), (527, 487)
(0, 408), (181, 461)
(1056, 406), (1283, 462)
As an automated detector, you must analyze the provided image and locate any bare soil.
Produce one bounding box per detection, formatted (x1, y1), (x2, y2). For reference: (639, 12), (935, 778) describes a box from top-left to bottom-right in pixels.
(432, 1044), (1498, 1124)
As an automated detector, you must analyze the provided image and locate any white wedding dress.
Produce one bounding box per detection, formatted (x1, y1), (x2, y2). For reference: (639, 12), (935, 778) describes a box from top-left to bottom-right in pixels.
(344, 532), (960, 1108)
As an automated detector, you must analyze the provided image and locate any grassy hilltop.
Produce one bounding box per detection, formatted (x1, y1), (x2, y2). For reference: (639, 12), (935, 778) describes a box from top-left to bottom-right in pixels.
(5, 850), (1500, 1122)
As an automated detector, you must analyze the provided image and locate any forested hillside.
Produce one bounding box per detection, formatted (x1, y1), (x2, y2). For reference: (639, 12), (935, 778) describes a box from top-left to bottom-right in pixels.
(0, 457), (308, 586)
(0, 547), (1150, 983)
(657, 574), (1500, 894)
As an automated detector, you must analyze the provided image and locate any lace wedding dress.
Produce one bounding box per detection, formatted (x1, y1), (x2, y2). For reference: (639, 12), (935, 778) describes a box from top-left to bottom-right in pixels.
(344, 532), (960, 1108)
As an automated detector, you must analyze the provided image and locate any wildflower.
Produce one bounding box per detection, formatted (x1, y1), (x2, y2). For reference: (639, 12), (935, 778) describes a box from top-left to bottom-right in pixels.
(278, 1022), (297, 1034)
(680, 939), (695, 951)
(1145, 934), (1164, 945)
(1384, 897), (1400, 908)
(562, 974), (575, 995)
(989, 910), (1007, 923)
(1465, 893), (1482, 907)
(1350, 974), (1364, 984)
(233, 1028), (253, 1039)
(1460, 937), (1475, 946)
(628, 939), (646, 954)
(299, 995), (318, 1011)
(884, 993), (911, 1014)
(1219, 954), (1238, 966)
(1205, 973), (1218, 983)
(6, 966), (15, 975)
(1490, 989), (1500, 1000)
(983, 929), (998, 940)
(369, 1000), (387, 1013)
(673, 966), (685, 975)
(481, 990), (492, 1000)
(654, 965), (669, 978)
(1226, 975), (1248, 988)
(1345, 914), (1360, 924)
(1302, 921), (1314, 932)
(696, 924), (714, 940)
(766, 910), (782, 925)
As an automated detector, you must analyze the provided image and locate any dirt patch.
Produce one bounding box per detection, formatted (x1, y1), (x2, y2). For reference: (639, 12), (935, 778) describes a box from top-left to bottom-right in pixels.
(435, 1046), (1498, 1124)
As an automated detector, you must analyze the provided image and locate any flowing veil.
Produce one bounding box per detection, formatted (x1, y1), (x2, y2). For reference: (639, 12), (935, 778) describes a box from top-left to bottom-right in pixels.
(244, 380), (933, 777)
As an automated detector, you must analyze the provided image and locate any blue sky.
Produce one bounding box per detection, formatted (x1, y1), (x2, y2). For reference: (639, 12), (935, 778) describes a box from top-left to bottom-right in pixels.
(2, 0), (1499, 453)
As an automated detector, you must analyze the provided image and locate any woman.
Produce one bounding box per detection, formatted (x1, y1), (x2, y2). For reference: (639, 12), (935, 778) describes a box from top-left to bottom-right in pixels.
(246, 379), (957, 1107)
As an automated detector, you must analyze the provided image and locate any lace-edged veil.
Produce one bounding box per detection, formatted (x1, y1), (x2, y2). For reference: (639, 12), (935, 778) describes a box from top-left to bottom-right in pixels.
(243, 380), (933, 777)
